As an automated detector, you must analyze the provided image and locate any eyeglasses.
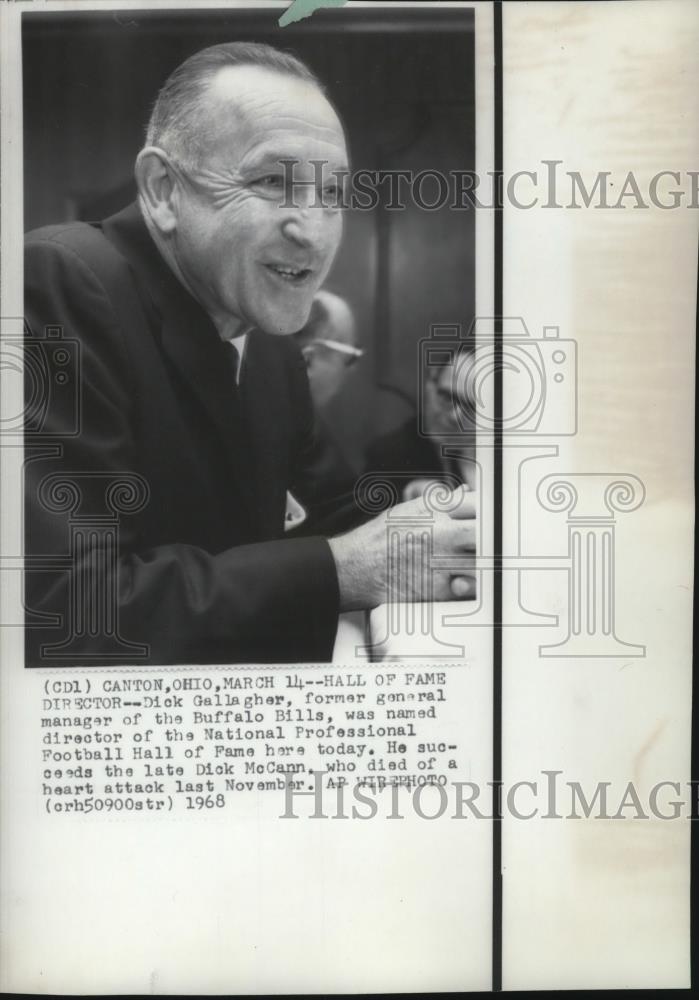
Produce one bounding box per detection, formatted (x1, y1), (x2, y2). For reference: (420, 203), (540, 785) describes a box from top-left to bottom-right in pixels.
(302, 339), (364, 368)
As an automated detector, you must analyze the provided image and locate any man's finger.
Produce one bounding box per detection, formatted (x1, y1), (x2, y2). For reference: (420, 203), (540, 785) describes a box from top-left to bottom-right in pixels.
(450, 574), (477, 599)
(402, 478), (437, 501)
(434, 520), (477, 553)
(432, 572), (477, 601)
(446, 486), (478, 520)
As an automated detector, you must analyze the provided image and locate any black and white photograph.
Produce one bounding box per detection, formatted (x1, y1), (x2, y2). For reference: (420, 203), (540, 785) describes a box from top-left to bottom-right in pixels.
(20, 3), (482, 668)
(0, 0), (696, 994)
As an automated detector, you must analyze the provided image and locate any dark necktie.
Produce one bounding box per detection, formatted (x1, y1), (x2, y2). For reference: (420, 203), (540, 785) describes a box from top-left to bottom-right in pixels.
(220, 338), (258, 530)
(222, 340), (247, 447)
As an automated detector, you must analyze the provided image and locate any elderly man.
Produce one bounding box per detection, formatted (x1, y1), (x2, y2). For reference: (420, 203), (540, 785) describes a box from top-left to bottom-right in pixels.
(24, 41), (476, 666)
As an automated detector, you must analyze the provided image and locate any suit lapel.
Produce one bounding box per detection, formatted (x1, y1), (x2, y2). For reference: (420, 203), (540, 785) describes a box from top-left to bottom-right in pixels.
(101, 203), (258, 529)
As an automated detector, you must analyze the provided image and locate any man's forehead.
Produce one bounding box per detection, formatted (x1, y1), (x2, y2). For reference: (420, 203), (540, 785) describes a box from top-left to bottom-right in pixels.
(204, 64), (345, 143)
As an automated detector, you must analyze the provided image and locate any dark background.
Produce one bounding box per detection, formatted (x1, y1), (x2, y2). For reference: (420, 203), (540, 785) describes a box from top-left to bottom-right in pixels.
(23, 6), (475, 468)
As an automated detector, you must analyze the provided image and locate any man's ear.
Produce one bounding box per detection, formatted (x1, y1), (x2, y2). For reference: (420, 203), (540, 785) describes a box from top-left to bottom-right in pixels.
(135, 148), (179, 234)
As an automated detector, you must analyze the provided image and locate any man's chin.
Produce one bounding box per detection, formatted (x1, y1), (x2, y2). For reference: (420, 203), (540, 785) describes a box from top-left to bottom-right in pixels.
(257, 306), (315, 337)
(259, 321), (305, 337)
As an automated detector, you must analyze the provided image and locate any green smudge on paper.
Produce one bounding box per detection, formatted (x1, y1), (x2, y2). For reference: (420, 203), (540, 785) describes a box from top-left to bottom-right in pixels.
(279, 0), (348, 28)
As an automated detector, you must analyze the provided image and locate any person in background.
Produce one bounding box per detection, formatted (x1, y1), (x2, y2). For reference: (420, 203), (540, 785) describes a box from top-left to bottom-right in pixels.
(365, 345), (478, 501)
(24, 41), (477, 666)
(290, 290), (363, 499)
(292, 291), (366, 655)
(294, 290), (363, 411)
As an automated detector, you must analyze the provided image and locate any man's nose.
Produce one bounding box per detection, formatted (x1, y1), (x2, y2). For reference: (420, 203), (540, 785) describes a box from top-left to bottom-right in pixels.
(280, 204), (327, 249)
(280, 182), (332, 246)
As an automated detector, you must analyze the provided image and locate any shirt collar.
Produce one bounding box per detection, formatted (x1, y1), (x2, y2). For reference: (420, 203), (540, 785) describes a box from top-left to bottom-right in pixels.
(225, 332), (248, 384)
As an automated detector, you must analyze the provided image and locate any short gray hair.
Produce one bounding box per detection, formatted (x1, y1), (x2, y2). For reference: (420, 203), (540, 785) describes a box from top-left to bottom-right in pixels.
(145, 41), (323, 169)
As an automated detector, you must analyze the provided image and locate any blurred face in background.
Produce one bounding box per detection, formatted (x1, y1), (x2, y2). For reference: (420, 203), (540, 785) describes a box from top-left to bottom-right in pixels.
(423, 351), (477, 439)
(305, 343), (351, 409)
(296, 290), (361, 410)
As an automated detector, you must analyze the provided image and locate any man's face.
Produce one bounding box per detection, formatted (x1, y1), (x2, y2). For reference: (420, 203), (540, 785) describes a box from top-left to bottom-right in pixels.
(423, 354), (477, 438)
(170, 65), (348, 336)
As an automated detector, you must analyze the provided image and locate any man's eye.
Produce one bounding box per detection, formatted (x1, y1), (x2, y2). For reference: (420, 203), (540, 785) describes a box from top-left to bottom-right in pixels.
(254, 174), (284, 189)
(322, 184), (343, 203)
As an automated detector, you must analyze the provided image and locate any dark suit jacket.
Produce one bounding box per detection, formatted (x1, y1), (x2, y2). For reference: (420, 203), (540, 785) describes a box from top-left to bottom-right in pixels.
(24, 202), (359, 666)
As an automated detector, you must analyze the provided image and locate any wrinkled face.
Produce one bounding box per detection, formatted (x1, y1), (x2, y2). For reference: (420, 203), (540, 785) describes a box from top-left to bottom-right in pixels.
(169, 65), (348, 336)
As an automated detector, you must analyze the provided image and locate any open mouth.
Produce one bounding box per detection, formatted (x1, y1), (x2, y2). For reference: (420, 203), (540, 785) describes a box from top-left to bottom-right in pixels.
(265, 263), (313, 285)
